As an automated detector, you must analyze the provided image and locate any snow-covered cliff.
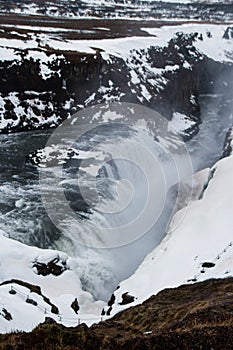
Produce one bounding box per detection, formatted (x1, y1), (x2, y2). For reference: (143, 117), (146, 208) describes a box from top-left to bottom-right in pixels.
(103, 153), (233, 315)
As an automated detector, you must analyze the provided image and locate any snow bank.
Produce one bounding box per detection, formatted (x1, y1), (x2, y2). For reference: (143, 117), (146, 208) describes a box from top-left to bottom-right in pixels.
(110, 155), (233, 314)
(0, 232), (105, 333)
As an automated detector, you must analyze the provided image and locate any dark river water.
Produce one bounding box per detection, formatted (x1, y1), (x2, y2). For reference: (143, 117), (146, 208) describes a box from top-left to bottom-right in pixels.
(0, 129), (58, 247)
(0, 94), (232, 299)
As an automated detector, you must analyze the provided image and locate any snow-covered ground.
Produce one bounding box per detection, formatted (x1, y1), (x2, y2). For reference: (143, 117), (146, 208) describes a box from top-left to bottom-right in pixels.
(0, 231), (107, 333)
(106, 153), (233, 315)
(1, 24), (232, 62)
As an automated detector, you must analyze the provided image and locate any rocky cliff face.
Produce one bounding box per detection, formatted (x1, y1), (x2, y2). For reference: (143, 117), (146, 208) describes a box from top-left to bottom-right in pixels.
(1, 25), (232, 136)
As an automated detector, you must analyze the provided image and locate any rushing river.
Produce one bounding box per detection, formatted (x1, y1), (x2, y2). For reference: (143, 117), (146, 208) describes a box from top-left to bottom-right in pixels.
(0, 95), (232, 300)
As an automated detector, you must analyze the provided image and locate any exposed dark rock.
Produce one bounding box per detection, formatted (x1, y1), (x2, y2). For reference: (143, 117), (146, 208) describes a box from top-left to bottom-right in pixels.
(101, 308), (105, 316)
(119, 292), (135, 305)
(71, 298), (80, 314)
(222, 126), (233, 159)
(1, 21), (231, 146)
(32, 257), (68, 277)
(0, 31), (205, 136)
(198, 168), (216, 200)
(106, 306), (112, 316)
(187, 278), (197, 282)
(51, 305), (59, 315)
(1, 308), (12, 321)
(223, 27), (233, 40)
(26, 297), (38, 306)
(9, 289), (16, 295)
(202, 262), (216, 268)
(107, 294), (116, 307)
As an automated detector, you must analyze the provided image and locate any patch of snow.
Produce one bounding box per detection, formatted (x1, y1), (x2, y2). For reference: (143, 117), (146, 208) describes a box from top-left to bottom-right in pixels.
(0, 47), (20, 62)
(140, 85), (152, 101)
(168, 112), (196, 136)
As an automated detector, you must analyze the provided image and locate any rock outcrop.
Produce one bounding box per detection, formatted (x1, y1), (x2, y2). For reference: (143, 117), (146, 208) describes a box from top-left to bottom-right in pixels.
(1, 22), (233, 138)
(222, 126), (233, 158)
(0, 30), (207, 134)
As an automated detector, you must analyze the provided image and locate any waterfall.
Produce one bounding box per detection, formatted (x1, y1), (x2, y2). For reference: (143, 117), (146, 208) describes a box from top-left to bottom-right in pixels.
(0, 103), (194, 301)
(42, 113), (192, 300)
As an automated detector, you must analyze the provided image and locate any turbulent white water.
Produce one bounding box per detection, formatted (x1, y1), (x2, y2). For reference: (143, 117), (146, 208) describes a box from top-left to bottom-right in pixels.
(0, 94), (233, 300)
(36, 110), (194, 301)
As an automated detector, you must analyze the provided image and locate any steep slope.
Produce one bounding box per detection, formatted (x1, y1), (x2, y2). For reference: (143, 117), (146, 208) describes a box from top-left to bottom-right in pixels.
(103, 153), (233, 316)
(1, 23), (233, 134)
(1, 277), (233, 350)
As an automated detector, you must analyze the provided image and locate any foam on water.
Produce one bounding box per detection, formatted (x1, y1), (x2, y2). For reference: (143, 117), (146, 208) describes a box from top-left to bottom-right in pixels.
(0, 94), (233, 300)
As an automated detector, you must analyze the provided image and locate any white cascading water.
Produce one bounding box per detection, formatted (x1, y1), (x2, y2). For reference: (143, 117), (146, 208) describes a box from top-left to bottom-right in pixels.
(1, 94), (232, 301)
(51, 123), (192, 300)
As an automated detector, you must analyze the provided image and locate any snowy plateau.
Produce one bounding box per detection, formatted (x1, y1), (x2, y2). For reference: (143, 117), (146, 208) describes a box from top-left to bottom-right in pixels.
(0, 0), (233, 344)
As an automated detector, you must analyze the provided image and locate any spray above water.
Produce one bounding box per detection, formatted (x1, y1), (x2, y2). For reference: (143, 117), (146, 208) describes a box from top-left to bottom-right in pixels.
(39, 102), (194, 250)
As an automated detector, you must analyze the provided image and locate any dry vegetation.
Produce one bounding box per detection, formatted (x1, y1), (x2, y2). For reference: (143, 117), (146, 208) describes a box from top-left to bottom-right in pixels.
(1, 278), (233, 349)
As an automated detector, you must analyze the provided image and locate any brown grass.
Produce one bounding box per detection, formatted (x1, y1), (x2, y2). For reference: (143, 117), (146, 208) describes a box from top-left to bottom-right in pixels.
(1, 278), (233, 349)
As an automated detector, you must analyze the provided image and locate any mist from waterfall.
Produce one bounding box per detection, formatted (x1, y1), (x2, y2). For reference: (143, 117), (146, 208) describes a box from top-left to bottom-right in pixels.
(50, 123), (192, 300)
(1, 91), (233, 301)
